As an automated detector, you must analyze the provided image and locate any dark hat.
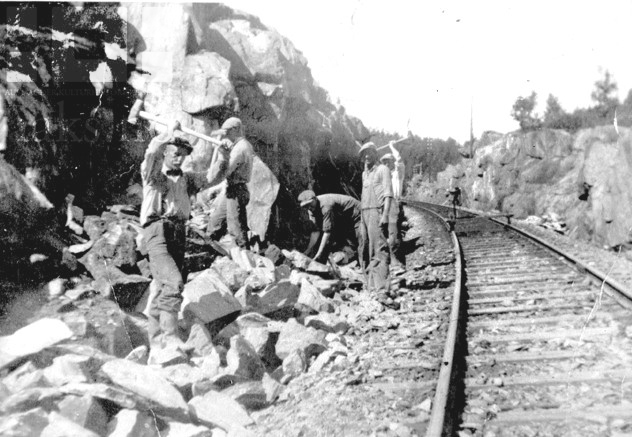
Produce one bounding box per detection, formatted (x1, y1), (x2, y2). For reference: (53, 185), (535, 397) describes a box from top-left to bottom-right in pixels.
(298, 190), (316, 207)
(221, 117), (242, 130)
(170, 136), (193, 154)
(358, 141), (377, 155)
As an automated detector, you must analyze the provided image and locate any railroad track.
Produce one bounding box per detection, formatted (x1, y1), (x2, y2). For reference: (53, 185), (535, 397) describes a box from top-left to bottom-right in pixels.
(405, 201), (632, 437)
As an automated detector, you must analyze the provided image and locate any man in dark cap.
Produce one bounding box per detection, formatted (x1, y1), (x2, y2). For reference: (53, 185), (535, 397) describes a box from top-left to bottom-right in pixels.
(358, 142), (393, 298)
(206, 117), (254, 249)
(298, 190), (362, 263)
(140, 120), (217, 354)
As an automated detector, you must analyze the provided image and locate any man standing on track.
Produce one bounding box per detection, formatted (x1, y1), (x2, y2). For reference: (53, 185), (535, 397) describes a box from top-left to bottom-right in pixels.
(359, 141), (393, 300)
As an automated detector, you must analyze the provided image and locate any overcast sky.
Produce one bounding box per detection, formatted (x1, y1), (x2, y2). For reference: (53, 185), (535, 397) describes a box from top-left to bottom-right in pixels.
(226, 1), (632, 143)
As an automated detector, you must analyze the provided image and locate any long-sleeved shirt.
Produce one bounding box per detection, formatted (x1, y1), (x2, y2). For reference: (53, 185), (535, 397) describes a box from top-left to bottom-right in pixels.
(140, 134), (214, 226)
(361, 164), (393, 210)
(206, 137), (254, 189)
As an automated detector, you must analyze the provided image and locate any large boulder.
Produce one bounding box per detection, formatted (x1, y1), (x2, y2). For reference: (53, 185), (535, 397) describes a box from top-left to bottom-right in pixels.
(225, 335), (266, 380)
(181, 269), (242, 324)
(188, 390), (254, 430)
(41, 411), (101, 437)
(0, 319), (73, 370)
(274, 318), (326, 360)
(255, 280), (300, 315)
(57, 395), (108, 436)
(100, 359), (190, 422)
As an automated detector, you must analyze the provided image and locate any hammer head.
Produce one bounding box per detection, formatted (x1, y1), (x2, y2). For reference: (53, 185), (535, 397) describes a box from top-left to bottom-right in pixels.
(127, 92), (146, 124)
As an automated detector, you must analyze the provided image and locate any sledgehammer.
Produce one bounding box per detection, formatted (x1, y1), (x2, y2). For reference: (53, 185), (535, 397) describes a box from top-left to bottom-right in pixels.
(355, 135), (411, 151)
(127, 93), (223, 146)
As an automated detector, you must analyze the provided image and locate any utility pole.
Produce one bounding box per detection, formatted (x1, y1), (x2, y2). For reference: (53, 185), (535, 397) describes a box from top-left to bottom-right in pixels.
(469, 97), (474, 158)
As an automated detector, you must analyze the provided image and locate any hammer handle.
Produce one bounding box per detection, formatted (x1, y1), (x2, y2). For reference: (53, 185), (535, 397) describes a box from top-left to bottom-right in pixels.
(377, 136), (409, 151)
(137, 110), (222, 146)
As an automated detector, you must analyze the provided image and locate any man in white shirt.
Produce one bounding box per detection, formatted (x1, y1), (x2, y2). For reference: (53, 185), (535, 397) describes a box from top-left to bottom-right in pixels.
(141, 120), (217, 352)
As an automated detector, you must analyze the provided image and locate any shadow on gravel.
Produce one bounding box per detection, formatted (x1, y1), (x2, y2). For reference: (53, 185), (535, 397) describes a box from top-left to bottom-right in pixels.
(401, 236), (424, 258)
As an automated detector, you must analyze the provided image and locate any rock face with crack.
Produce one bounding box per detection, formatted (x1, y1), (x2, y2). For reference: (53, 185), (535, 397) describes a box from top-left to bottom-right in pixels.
(424, 126), (632, 248)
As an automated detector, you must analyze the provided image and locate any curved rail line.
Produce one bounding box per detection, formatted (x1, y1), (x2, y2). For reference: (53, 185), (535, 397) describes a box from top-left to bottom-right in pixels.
(405, 200), (632, 437)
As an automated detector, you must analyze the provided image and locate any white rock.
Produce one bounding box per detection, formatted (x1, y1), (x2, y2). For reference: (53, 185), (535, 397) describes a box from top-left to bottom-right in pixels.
(163, 420), (212, 437)
(196, 348), (222, 379)
(158, 363), (205, 395)
(297, 278), (332, 313)
(309, 350), (336, 373)
(261, 373), (283, 403)
(281, 349), (307, 382)
(256, 280), (300, 314)
(42, 411), (100, 437)
(181, 269), (242, 324)
(211, 257), (249, 292)
(106, 408), (158, 437)
(226, 336), (265, 380)
(0, 319), (73, 370)
(59, 383), (139, 410)
(189, 390), (254, 430)
(2, 362), (49, 393)
(125, 345), (149, 365)
(0, 407), (49, 436)
(275, 318), (326, 360)
(100, 359), (189, 421)
(58, 395), (108, 436)
(48, 278), (66, 297)
(185, 322), (215, 357)
(43, 354), (92, 386)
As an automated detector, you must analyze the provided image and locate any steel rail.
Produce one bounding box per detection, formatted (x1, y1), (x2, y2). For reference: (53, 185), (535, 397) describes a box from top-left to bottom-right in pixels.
(488, 216), (632, 306)
(405, 199), (632, 436)
(410, 199), (632, 306)
(411, 204), (464, 437)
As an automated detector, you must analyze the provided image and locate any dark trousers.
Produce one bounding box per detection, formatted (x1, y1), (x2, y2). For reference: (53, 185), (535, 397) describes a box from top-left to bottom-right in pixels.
(143, 219), (186, 318)
(388, 201), (404, 266)
(207, 184), (250, 248)
(322, 221), (364, 264)
(360, 208), (390, 293)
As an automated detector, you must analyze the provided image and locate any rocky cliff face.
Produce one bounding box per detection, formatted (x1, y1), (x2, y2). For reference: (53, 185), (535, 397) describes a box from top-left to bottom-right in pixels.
(1, 2), (369, 253)
(422, 126), (632, 248)
(122, 2), (369, 238)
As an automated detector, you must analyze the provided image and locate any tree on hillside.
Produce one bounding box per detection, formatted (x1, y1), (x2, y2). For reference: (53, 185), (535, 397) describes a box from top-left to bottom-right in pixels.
(544, 94), (564, 123)
(591, 70), (619, 119)
(542, 93), (583, 130)
(511, 91), (542, 131)
(617, 88), (632, 127)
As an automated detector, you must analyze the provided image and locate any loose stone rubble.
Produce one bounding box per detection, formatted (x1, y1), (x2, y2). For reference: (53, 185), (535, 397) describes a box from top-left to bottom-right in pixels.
(0, 205), (463, 436)
(0, 203), (379, 436)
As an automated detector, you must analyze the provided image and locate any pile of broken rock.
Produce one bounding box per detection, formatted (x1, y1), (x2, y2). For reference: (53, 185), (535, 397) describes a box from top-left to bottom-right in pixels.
(0, 206), (361, 436)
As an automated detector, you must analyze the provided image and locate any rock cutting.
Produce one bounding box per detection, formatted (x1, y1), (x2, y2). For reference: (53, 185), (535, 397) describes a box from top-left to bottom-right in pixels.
(1, 3), (632, 437)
